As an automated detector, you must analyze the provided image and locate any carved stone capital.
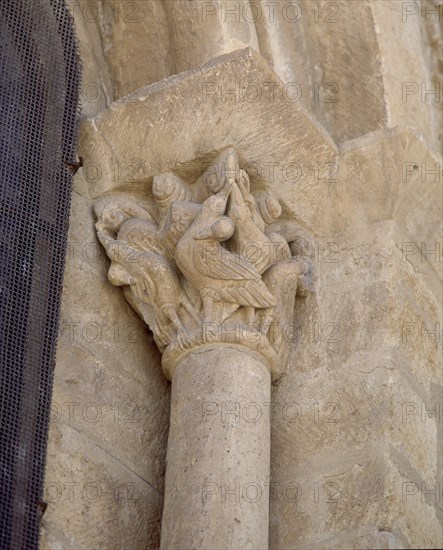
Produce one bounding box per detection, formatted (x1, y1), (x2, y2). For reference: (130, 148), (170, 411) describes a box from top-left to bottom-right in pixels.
(94, 148), (313, 380)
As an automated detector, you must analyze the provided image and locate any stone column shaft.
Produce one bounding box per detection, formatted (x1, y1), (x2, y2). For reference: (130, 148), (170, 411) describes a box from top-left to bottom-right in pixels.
(160, 346), (271, 550)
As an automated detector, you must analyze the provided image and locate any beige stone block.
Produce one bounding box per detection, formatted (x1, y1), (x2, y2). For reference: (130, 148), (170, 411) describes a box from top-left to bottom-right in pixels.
(420, 0), (443, 152)
(334, 129), (442, 237)
(251, 0), (312, 112)
(271, 363), (439, 484)
(258, 0), (441, 148)
(316, 220), (441, 318)
(296, 527), (407, 549)
(285, 232), (440, 393)
(296, 0), (387, 143)
(315, 221), (400, 291)
(393, 143), (442, 288)
(164, 0), (260, 73)
(314, 281), (440, 391)
(52, 342), (169, 493)
(371, 0), (441, 151)
(60, 191), (167, 398)
(41, 422), (163, 550)
(270, 449), (442, 549)
(100, 0), (175, 97)
(70, 0), (113, 117)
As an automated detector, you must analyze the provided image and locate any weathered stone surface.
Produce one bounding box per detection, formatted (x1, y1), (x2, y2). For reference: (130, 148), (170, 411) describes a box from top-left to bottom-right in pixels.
(77, 48), (337, 234)
(296, 527), (407, 549)
(41, 421), (163, 550)
(164, 0), (260, 74)
(297, 0), (387, 143)
(253, 0), (312, 113)
(256, 0), (441, 148)
(272, 363), (439, 486)
(332, 129), (442, 240)
(100, 0), (175, 96)
(270, 449), (442, 549)
(71, 1), (442, 149)
(370, 0), (441, 151)
(90, 143), (315, 548)
(91, 147), (314, 381)
(271, 209), (441, 547)
(70, 0), (113, 117)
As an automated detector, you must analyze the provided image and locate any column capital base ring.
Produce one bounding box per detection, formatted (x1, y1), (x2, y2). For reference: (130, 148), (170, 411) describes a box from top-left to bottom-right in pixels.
(162, 326), (280, 381)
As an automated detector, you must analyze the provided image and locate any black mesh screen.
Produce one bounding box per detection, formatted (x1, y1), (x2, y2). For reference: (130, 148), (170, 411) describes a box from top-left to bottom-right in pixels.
(0, 1), (80, 548)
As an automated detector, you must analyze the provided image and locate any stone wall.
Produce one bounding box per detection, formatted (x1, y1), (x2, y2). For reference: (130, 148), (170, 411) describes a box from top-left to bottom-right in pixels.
(41, 1), (442, 549)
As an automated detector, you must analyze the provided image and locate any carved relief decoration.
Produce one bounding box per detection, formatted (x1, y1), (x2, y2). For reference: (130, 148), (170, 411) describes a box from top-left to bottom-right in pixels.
(94, 148), (314, 379)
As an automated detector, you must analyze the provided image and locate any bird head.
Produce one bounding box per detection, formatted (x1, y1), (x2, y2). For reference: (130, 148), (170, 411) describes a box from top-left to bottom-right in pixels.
(195, 216), (235, 241)
(108, 262), (136, 286)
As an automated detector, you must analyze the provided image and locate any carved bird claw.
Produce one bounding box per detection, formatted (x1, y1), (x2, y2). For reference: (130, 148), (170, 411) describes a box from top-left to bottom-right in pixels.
(177, 329), (192, 348)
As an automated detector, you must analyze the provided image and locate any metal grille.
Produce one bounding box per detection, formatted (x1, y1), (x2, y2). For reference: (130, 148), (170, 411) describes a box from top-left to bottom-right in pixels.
(0, 1), (80, 548)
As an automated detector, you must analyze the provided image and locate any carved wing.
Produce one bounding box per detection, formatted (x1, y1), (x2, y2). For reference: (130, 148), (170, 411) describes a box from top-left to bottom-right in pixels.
(118, 218), (164, 255)
(160, 201), (201, 256)
(195, 243), (262, 281)
(219, 281), (276, 308)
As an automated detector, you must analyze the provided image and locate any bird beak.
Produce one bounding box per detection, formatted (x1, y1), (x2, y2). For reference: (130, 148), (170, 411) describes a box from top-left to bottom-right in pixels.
(108, 263), (134, 286)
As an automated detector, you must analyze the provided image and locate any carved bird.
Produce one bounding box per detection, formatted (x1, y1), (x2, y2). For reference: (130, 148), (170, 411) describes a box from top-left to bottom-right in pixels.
(175, 182), (276, 327)
(95, 198), (200, 349)
(108, 246), (200, 350)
